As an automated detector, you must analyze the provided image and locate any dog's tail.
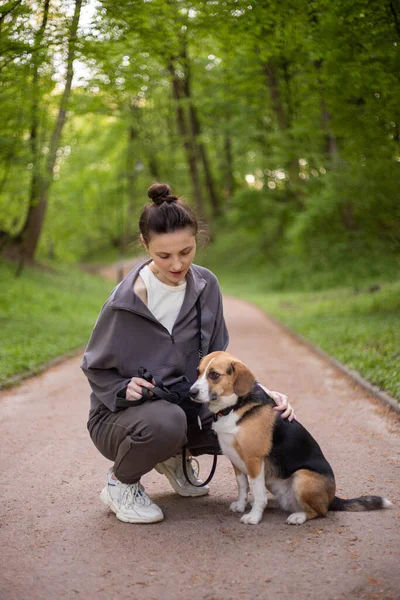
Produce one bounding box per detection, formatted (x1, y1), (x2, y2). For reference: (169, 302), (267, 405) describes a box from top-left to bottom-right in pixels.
(330, 495), (392, 512)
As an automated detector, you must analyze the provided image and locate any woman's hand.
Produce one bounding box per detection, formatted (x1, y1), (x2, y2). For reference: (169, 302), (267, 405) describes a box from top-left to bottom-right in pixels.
(259, 384), (296, 421)
(126, 377), (155, 401)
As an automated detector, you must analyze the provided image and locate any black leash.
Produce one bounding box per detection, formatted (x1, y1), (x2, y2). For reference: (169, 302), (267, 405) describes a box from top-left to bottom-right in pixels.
(181, 450), (218, 487)
(115, 367), (180, 409)
(195, 296), (204, 361)
(181, 296), (218, 487)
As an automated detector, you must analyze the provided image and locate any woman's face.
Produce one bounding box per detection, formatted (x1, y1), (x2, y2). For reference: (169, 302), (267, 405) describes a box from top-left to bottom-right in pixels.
(144, 227), (197, 286)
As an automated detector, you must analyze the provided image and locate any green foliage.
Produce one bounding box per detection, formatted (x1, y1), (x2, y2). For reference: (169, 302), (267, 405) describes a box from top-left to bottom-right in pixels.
(2, 0), (399, 267)
(286, 161), (400, 263)
(0, 259), (113, 384)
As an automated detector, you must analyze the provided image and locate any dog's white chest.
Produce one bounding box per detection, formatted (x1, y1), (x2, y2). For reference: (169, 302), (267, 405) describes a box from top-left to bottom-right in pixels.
(212, 413), (248, 474)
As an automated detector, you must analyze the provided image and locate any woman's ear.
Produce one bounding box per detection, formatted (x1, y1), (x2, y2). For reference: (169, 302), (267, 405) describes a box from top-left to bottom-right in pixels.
(232, 361), (255, 397)
(140, 234), (148, 250)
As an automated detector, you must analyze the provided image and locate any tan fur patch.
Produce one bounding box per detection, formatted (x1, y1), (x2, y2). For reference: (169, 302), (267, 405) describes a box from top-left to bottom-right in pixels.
(233, 405), (277, 477)
(293, 470), (336, 521)
(244, 457), (264, 479)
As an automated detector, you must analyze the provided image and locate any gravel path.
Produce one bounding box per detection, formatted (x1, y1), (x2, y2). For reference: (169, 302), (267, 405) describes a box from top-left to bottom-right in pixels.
(1, 291), (399, 600)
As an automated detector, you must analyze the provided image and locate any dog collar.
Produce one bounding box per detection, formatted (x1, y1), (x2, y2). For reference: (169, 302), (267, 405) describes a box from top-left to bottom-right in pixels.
(216, 405), (236, 418)
(214, 382), (270, 420)
(215, 393), (254, 419)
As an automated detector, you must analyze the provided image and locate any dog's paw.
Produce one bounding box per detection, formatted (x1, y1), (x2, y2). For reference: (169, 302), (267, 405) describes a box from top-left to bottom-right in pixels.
(230, 500), (246, 513)
(286, 512), (307, 525)
(240, 511), (262, 525)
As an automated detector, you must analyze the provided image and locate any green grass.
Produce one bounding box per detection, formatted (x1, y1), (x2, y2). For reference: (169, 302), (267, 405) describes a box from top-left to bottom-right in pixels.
(0, 260), (114, 385)
(214, 274), (400, 401)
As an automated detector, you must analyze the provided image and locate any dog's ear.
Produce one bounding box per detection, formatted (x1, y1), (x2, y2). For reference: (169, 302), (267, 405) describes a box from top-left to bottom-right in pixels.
(232, 361), (255, 397)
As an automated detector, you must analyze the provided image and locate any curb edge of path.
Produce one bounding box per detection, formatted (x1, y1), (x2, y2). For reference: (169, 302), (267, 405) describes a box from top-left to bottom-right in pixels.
(231, 296), (400, 416)
(264, 311), (400, 415)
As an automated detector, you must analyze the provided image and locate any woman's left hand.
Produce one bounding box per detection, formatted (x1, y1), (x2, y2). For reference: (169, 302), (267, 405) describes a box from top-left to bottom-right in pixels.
(259, 385), (296, 421)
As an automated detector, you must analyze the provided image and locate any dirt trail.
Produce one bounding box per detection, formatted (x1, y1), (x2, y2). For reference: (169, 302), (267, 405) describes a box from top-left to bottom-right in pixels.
(0, 270), (399, 599)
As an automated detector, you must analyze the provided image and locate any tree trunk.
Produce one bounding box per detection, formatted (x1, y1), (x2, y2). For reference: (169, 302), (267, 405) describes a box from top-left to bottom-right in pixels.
(11, 0), (82, 269)
(390, 1), (400, 38)
(169, 66), (205, 217)
(1, 0), (50, 261)
(263, 60), (299, 194)
(263, 62), (287, 130)
(281, 58), (300, 188)
(179, 47), (220, 217)
(314, 59), (339, 163)
(321, 102), (338, 159)
(26, 0), (50, 252)
(147, 154), (161, 180)
(124, 103), (140, 247)
(223, 133), (235, 201)
(341, 202), (356, 231)
(188, 102), (221, 218)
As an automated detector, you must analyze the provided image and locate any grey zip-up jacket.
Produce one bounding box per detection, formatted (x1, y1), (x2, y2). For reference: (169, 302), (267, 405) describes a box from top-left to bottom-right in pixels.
(81, 260), (229, 413)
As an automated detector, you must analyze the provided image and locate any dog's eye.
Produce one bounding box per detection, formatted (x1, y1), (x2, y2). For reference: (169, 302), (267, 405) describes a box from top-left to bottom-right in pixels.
(196, 367), (200, 375)
(209, 371), (220, 381)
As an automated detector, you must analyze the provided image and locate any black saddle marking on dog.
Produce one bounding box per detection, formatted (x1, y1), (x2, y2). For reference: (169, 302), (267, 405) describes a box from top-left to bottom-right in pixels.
(235, 384), (276, 424)
(270, 416), (335, 480)
(236, 404), (264, 425)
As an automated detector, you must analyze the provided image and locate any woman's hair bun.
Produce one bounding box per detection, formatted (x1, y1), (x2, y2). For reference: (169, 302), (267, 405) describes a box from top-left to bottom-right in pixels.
(147, 183), (178, 206)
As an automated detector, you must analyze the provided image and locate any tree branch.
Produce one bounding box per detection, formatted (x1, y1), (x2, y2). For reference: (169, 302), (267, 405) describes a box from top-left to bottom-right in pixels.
(0, 0), (23, 27)
(45, 0), (82, 184)
(390, 1), (400, 38)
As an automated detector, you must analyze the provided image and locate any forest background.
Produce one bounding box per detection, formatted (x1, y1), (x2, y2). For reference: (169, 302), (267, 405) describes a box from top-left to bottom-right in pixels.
(0, 0), (399, 401)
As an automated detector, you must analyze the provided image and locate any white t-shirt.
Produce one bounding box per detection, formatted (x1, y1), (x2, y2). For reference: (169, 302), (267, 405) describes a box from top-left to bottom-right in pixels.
(139, 265), (186, 334)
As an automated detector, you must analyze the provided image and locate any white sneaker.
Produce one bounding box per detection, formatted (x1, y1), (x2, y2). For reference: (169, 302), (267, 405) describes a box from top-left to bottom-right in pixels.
(100, 470), (164, 523)
(155, 454), (209, 497)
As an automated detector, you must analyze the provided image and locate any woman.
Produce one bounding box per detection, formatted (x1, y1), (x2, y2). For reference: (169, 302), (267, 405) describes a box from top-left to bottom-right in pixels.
(81, 183), (294, 524)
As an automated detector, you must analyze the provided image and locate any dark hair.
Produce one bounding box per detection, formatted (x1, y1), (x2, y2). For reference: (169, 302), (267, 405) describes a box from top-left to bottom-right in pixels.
(139, 183), (199, 245)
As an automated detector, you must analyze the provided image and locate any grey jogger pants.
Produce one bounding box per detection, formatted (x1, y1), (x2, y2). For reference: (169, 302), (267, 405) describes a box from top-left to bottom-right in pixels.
(87, 400), (221, 484)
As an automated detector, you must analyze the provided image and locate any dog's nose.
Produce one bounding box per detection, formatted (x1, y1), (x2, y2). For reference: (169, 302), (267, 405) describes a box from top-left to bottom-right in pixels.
(189, 387), (199, 400)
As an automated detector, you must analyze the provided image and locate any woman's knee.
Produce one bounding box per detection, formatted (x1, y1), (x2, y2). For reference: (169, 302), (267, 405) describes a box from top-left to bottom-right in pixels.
(90, 401), (187, 465)
(117, 403), (187, 475)
(144, 402), (187, 449)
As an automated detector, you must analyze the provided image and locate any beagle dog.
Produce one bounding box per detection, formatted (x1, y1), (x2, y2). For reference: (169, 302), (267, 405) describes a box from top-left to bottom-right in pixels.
(189, 351), (391, 525)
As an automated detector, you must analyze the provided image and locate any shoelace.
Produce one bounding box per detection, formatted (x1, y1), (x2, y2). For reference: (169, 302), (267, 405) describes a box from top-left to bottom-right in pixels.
(123, 482), (152, 508)
(188, 456), (200, 479)
(177, 456), (201, 485)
